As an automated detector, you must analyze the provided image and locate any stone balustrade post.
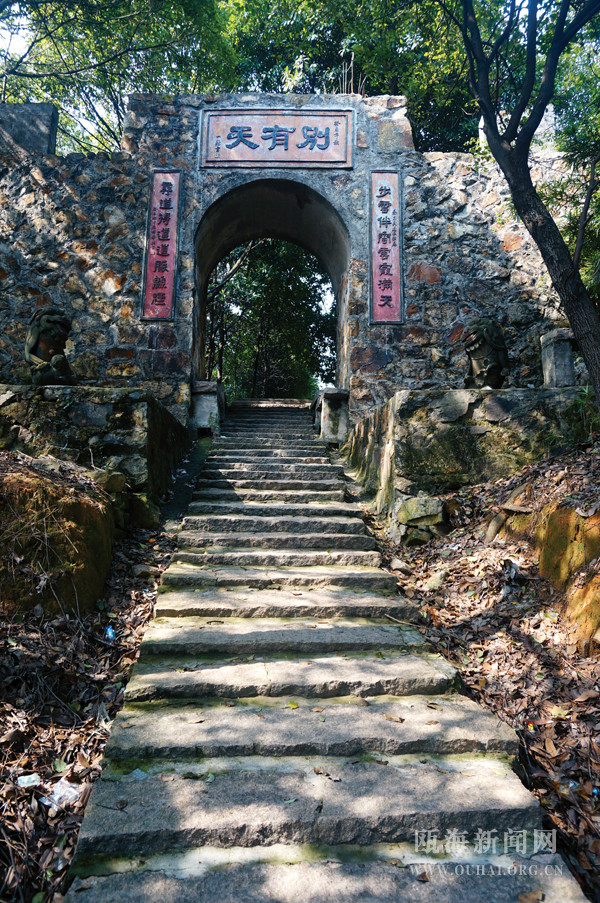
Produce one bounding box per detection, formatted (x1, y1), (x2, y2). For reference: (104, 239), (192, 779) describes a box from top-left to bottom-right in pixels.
(191, 380), (224, 434)
(314, 387), (350, 444)
(540, 328), (576, 388)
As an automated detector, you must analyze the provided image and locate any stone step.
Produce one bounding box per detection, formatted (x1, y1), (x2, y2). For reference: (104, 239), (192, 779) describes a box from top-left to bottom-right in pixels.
(208, 451), (330, 462)
(194, 479), (343, 491)
(228, 398), (309, 405)
(139, 617), (425, 657)
(191, 489), (346, 502)
(180, 515), (366, 534)
(202, 462), (344, 475)
(126, 651), (457, 700)
(208, 458), (331, 468)
(213, 440), (328, 450)
(186, 501), (362, 518)
(222, 418), (314, 426)
(221, 429), (313, 445)
(72, 753), (541, 857)
(160, 563), (397, 592)
(172, 549), (382, 569)
(105, 695), (518, 760)
(177, 531), (377, 550)
(154, 588), (415, 620)
(64, 851), (590, 903)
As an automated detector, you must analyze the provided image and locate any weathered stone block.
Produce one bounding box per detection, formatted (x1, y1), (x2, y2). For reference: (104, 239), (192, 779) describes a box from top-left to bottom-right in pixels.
(540, 328), (576, 387)
(0, 103), (58, 155)
(397, 496), (445, 525)
(191, 380), (224, 433)
(0, 385), (190, 500)
(315, 388), (350, 444)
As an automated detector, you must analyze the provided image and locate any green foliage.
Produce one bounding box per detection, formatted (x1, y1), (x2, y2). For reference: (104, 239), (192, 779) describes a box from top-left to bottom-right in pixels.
(564, 384), (600, 441)
(549, 39), (600, 304)
(1, 0), (234, 151)
(223, 0), (480, 150)
(1, 0), (484, 152)
(205, 240), (336, 400)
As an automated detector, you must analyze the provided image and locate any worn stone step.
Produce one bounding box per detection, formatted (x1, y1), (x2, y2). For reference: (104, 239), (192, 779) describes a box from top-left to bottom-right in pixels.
(198, 472), (343, 484)
(222, 419), (314, 427)
(195, 479), (343, 491)
(213, 440), (327, 450)
(126, 651), (457, 700)
(202, 462), (344, 475)
(228, 398), (309, 405)
(177, 532), (377, 551)
(139, 617), (425, 657)
(154, 588), (415, 620)
(106, 694), (518, 760)
(180, 515), (367, 535)
(209, 451), (330, 462)
(161, 563), (397, 592)
(72, 753), (541, 856)
(64, 851), (590, 903)
(173, 549), (382, 569)
(186, 501), (361, 518)
(191, 489), (346, 502)
(219, 433), (317, 440)
(208, 450), (330, 459)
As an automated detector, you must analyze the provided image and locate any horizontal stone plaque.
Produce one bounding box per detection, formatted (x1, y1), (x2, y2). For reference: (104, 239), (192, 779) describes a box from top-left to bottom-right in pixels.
(371, 171), (402, 323)
(201, 110), (353, 167)
(142, 171), (181, 320)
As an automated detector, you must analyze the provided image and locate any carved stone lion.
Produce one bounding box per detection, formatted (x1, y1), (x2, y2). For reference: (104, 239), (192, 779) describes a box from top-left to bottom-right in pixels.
(463, 317), (509, 389)
(24, 306), (76, 386)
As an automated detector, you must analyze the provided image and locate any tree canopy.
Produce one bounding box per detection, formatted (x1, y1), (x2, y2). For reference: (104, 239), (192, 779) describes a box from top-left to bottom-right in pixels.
(1, 0), (482, 151)
(0, 0), (233, 150)
(205, 240), (336, 399)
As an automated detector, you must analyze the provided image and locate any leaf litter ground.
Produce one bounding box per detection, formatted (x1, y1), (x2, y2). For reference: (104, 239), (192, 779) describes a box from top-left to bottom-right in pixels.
(0, 479), (175, 903)
(377, 439), (600, 903)
(2, 443), (600, 901)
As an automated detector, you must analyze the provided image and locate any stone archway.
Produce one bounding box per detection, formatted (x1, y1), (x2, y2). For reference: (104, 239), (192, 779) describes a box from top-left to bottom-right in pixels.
(193, 177), (351, 388)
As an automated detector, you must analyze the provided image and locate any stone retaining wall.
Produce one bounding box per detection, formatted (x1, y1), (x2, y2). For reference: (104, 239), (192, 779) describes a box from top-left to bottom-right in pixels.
(344, 387), (581, 539)
(0, 95), (574, 423)
(0, 151), (192, 420)
(0, 385), (191, 501)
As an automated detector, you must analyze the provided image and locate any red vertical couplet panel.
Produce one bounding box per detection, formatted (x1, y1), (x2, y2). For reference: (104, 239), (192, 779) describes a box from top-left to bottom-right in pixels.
(371, 171), (402, 323)
(142, 171), (181, 320)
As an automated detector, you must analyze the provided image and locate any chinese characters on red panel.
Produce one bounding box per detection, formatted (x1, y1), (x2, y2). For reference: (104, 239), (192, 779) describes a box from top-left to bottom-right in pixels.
(371, 172), (402, 323)
(143, 172), (181, 320)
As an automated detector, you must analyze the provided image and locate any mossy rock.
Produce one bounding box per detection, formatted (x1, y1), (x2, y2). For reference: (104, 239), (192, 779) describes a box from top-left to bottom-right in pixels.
(0, 460), (114, 613)
(130, 492), (161, 528)
(535, 502), (600, 589)
(565, 570), (600, 651)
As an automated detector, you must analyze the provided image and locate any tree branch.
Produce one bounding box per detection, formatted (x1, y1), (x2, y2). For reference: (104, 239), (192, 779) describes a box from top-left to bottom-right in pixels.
(208, 241), (261, 299)
(574, 154), (600, 270)
(503, 0), (538, 143)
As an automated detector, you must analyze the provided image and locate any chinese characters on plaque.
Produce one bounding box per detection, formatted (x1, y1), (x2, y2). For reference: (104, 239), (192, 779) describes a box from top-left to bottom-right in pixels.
(202, 111), (352, 167)
(371, 172), (402, 323)
(142, 171), (181, 320)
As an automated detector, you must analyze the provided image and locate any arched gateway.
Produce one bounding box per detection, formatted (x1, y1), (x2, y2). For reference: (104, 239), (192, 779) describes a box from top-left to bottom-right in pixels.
(124, 92), (414, 422)
(0, 92), (557, 428)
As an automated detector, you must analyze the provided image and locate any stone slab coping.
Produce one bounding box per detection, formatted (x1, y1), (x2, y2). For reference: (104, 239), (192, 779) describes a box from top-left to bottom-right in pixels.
(540, 328), (575, 348)
(311, 387), (350, 413)
(0, 383), (170, 403)
(191, 380), (220, 395)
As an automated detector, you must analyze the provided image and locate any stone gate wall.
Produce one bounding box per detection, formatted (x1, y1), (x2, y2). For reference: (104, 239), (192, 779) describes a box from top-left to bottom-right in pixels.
(0, 93), (569, 423)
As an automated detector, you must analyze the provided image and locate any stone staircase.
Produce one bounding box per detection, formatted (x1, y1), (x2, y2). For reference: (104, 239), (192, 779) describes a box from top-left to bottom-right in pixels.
(66, 399), (587, 902)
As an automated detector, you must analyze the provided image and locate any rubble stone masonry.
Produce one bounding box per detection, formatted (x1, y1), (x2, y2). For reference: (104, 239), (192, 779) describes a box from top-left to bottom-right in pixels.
(0, 93), (569, 423)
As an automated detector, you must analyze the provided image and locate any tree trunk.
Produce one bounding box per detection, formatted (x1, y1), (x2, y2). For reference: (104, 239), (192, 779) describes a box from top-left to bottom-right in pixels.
(217, 306), (224, 382)
(501, 158), (600, 405)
